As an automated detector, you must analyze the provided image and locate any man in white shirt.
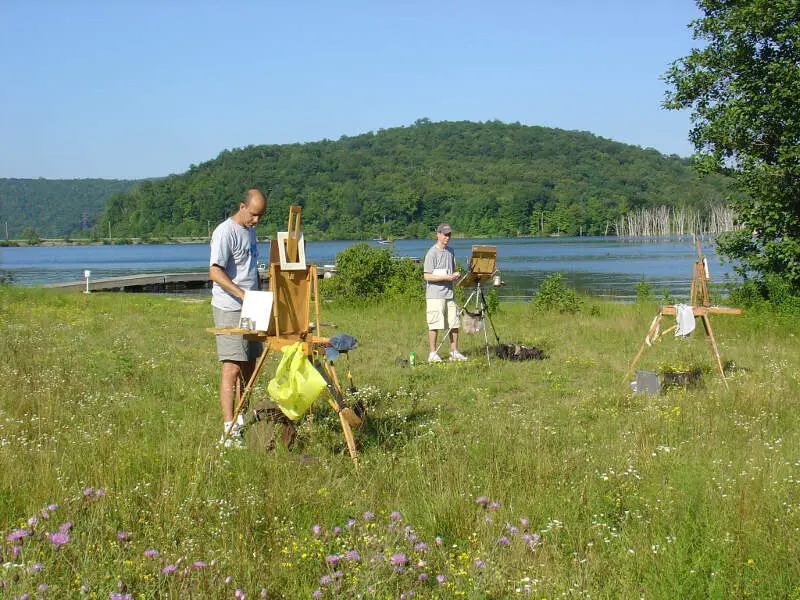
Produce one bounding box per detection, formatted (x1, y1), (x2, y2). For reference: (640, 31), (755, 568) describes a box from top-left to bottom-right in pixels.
(423, 223), (468, 362)
(209, 189), (267, 447)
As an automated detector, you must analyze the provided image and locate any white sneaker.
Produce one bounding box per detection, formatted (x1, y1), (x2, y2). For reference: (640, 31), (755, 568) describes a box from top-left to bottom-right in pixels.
(218, 428), (246, 449)
(449, 350), (468, 362)
(428, 352), (443, 363)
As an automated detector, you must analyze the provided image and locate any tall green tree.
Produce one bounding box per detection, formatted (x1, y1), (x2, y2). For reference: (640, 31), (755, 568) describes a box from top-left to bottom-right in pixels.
(664, 0), (800, 287)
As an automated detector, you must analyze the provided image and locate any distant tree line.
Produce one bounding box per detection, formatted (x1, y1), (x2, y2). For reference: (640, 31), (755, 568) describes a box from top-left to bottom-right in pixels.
(94, 120), (735, 241)
(0, 178), (140, 239)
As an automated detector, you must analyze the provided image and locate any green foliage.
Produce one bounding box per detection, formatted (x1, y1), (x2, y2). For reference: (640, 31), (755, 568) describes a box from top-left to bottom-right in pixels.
(663, 1), (800, 288)
(22, 226), (41, 245)
(0, 178), (140, 239)
(90, 121), (732, 240)
(320, 243), (424, 303)
(727, 274), (800, 314)
(531, 272), (583, 313)
(634, 276), (654, 304)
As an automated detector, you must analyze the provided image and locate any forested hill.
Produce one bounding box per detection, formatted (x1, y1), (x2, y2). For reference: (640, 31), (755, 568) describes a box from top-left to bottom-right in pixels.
(0, 178), (140, 239)
(99, 119), (731, 240)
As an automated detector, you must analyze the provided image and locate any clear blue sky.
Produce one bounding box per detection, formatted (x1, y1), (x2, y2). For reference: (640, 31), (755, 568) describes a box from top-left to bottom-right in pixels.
(1, 0), (701, 180)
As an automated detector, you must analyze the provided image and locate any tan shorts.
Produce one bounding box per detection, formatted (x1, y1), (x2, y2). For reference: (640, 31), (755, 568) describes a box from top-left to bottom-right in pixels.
(213, 307), (263, 362)
(426, 298), (460, 331)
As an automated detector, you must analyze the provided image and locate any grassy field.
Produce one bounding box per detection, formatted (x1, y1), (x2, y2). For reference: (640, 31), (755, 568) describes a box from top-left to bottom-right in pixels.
(1, 286), (799, 599)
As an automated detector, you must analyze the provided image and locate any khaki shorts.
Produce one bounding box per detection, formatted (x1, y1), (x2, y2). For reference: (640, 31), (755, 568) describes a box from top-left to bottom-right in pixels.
(213, 307), (263, 362)
(426, 298), (460, 331)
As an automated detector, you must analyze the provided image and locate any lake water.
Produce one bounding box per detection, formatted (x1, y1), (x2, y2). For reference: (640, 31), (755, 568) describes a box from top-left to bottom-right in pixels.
(0, 237), (737, 301)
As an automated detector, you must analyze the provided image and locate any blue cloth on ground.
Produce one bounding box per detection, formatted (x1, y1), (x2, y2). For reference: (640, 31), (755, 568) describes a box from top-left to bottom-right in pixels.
(325, 333), (358, 362)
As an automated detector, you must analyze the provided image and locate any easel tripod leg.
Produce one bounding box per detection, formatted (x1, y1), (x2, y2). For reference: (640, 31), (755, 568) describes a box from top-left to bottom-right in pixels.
(701, 314), (728, 388)
(224, 345), (270, 441)
(623, 312), (663, 383)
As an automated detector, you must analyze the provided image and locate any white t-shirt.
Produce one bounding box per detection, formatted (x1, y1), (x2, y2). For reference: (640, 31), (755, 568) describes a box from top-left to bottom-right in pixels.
(209, 218), (259, 311)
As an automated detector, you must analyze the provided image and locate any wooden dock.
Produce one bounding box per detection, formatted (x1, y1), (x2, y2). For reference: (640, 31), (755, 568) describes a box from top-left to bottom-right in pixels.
(43, 267), (337, 293)
(44, 272), (212, 293)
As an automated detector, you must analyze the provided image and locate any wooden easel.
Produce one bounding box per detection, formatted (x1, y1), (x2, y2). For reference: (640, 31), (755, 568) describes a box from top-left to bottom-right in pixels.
(624, 236), (741, 388)
(208, 207), (362, 469)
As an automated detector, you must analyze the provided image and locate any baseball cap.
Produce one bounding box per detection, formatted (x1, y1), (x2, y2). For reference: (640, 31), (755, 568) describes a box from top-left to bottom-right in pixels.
(436, 223), (452, 234)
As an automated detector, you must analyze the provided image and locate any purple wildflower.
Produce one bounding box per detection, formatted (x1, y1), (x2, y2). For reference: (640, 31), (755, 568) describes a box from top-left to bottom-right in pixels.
(312, 591), (322, 599)
(435, 536), (443, 546)
(497, 536), (511, 545)
(143, 549), (158, 558)
(94, 488), (105, 497)
(489, 501), (500, 510)
(390, 511), (401, 520)
(390, 553), (407, 566)
(83, 487), (94, 497)
(27, 515), (37, 527)
(519, 517), (529, 527)
(6, 529), (29, 542)
(418, 573), (428, 582)
(37, 584), (48, 592)
(343, 550), (360, 562)
(312, 524), (321, 537)
(234, 590), (245, 599)
(9, 545), (21, 556)
(333, 571), (343, 578)
(29, 562), (43, 573)
(47, 531), (70, 548)
(117, 531), (128, 541)
(416, 560), (426, 568)
(436, 574), (446, 584)
(475, 496), (489, 508)
(333, 526), (341, 536)
(58, 522), (73, 532)
(413, 542), (428, 552)
(506, 524), (519, 535)
(224, 576), (232, 584)
(192, 561), (206, 569)
(319, 574), (333, 585)
(326, 555), (339, 565)
(387, 523), (395, 531)
(345, 518), (356, 529)
(110, 593), (132, 600)
(474, 559), (484, 568)
(362, 511), (375, 521)
(161, 564), (177, 574)
(39, 508), (50, 520)
(47, 503), (58, 511)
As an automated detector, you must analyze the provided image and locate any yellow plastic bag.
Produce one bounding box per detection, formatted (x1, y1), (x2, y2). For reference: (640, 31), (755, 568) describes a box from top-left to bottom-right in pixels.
(267, 343), (327, 421)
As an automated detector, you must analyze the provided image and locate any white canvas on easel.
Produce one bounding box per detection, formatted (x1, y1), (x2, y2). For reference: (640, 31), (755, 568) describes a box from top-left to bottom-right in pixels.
(277, 231), (307, 270)
(241, 291), (274, 331)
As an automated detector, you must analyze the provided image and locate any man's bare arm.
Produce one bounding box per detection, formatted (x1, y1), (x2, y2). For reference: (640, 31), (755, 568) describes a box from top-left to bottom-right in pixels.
(209, 265), (245, 302)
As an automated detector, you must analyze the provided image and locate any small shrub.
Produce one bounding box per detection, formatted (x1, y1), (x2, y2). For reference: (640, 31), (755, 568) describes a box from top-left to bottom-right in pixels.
(635, 276), (654, 304)
(320, 243), (423, 303)
(22, 227), (41, 246)
(727, 274), (800, 314)
(531, 273), (583, 313)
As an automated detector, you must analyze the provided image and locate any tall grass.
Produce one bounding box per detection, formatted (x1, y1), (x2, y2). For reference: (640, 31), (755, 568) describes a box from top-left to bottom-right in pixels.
(1, 286), (799, 598)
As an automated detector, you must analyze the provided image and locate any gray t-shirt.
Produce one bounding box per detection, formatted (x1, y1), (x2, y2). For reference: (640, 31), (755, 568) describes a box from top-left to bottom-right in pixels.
(424, 244), (456, 299)
(209, 217), (259, 311)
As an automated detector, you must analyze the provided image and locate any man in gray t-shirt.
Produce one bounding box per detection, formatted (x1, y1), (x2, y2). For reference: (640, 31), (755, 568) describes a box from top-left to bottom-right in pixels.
(209, 188), (267, 447)
(423, 223), (468, 362)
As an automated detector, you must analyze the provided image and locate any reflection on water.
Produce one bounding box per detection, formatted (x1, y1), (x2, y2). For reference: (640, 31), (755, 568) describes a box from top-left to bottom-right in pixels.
(0, 236), (737, 301)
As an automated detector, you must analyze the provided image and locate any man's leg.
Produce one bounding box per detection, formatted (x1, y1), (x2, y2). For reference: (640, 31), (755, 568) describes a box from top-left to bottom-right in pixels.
(449, 329), (459, 352)
(219, 360), (243, 423)
(428, 329), (438, 354)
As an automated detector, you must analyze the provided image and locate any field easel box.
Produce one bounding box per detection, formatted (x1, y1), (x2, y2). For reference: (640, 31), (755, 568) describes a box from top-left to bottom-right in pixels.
(458, 245), (497, 288)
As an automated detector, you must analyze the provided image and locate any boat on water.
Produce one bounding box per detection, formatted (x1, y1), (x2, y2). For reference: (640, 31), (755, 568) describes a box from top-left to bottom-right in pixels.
(373, 237), (393, 245)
